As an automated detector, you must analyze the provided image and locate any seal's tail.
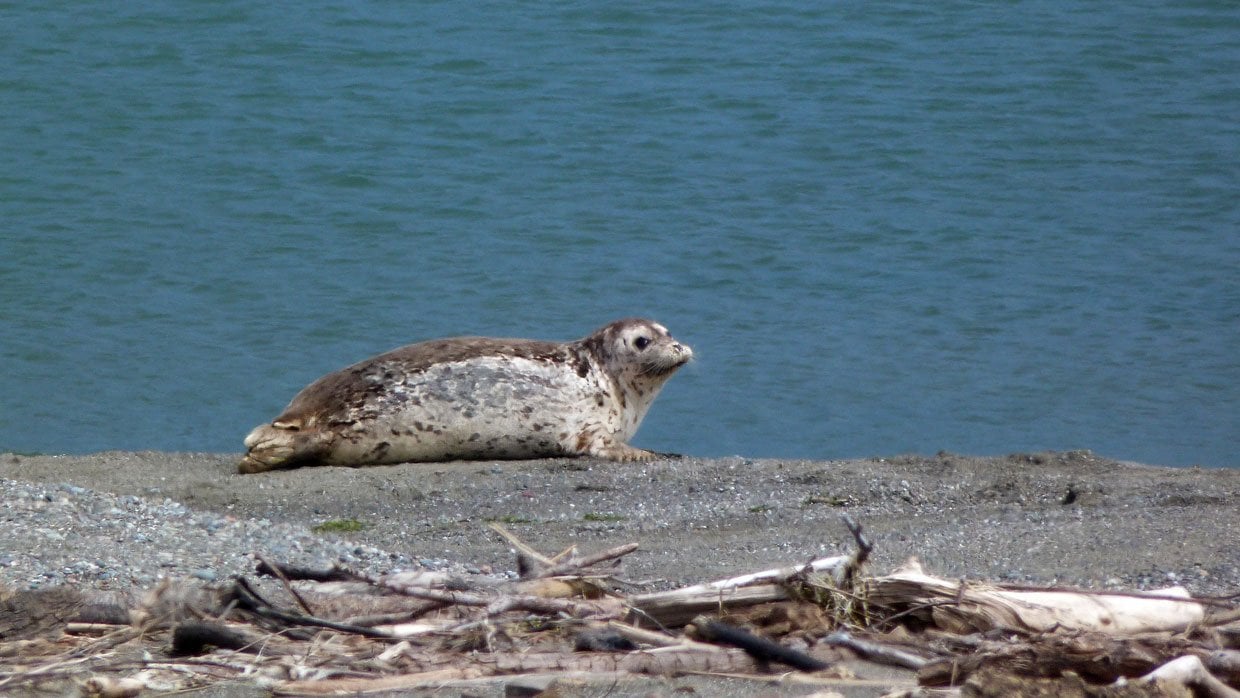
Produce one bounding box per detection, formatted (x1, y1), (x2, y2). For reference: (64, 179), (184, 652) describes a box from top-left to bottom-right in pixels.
(238, 421), (330, 473)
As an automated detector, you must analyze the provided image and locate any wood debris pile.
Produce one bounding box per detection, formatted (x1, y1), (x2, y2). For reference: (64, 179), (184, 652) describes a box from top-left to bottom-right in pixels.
(1, 516), (1237, 697)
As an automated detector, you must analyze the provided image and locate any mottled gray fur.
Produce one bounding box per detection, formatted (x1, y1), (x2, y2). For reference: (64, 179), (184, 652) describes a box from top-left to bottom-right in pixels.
(238, 318), (691, 472)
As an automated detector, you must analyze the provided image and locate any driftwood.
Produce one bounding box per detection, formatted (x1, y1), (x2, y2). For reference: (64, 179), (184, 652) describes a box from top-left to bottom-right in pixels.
(1139, 655), (1240, 698)
(627, 555), (853, 627)
(860, 560), (1235, 695)
(0, 516), (1236, 697)
(919, 632), (1209, 686)
(271, 648), (797, 696)
(868, 559), (1206, 635)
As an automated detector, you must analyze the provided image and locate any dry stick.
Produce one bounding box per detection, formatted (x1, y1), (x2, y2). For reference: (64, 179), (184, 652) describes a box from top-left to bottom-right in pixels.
(605, 620), (683, 648)
(534, 543), (640, 579)
(488, 648), (761, 676)
(689, 617), (831, 672)
(627, 584), (795, 630)
(384, 584), (624, 635)
(68, 625), (144, 659)
(343, 570), (457, 622)
(65, 622), (128, 636)
(256, 554), (316, 616)
(548, 544), (578, 563)
(387, 583), (617, 620)
(0, 655), (100, 689)
(606, 620), (725, 652)
(840, 514), (873, 561)
(837, 513), (872, 586)
(1138, 656), (1240, 698)
(481, 594), (617, 619)
(379, 583), (493, 607)
(488, 523), (557, 568)
(880, 600), (968, 626)
(823, 630), (930, 670)
(627, 557), (852, 628)
(272, 669), (474, 696)
(231, 577), (397, 640)
(648, 556), (850, 597)
(255, 559), (365, 583)
(1209, 607), (1240, 624)
(341, 602), (450, 628)
(137, 657), (268, 678)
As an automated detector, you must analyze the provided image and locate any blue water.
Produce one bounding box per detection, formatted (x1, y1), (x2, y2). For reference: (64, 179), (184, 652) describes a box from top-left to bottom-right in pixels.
(2, 2), (1237, 467)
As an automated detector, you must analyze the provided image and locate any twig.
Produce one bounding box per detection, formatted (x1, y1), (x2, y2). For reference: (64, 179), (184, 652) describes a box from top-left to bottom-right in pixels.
(230, 577), (398, 640)
(652, 556), (849, 597)
(548, 544), (578, 563)
(534, 543), (640, 579)
(840, 514), (873, 562)
(1208, 606), (1240, 624)
(0, 654), (101, 689)
(378, 583), (492, 607)
(68, 626), (144, 658)
(256, 554), (316, 616)
(488, 522), (557, 569)
(385, 582), (619, 622)
(1137, 656), (1240, 698)
(837, 514), (872, 586)
(880, 600), (967, 625)
(823, 630), (930, 669)
(605, 620), (682, 647)
(255, 560), (365, 583)
(340, 603), (450, 628)
(605, 620), (724, 652)
(688, 616), (830, 672)
(65, 622), (128, 636)
(481, 595), (618, 619)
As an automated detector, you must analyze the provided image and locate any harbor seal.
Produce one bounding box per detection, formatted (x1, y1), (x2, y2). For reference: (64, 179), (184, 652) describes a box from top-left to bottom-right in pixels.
(238, 318), (692, 473)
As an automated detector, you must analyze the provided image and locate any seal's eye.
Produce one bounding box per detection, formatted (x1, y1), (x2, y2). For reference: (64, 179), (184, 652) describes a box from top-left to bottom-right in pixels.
(634, 336), (650, 350)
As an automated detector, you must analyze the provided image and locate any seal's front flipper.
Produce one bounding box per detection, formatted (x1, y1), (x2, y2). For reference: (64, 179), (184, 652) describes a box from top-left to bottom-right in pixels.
(588, 441), (665, 463)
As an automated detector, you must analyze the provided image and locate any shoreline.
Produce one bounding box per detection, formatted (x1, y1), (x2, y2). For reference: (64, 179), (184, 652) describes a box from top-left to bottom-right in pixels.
(1, 449), (1237, 597)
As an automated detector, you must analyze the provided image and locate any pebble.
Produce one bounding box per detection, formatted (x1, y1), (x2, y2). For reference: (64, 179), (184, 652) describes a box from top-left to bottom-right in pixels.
(0, 478), (462, 592)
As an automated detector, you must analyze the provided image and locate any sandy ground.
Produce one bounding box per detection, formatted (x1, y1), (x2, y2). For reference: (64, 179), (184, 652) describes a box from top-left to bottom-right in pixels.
(1, 449), (1237, 696)
(2, 449), (1237, 596)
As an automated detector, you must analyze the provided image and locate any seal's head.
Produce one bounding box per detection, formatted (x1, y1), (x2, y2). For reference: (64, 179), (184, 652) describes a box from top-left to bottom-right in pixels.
(581, 318), (693, 398)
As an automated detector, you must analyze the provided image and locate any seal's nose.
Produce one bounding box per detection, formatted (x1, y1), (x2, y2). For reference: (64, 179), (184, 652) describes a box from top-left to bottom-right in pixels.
(673, 342), (693, 361)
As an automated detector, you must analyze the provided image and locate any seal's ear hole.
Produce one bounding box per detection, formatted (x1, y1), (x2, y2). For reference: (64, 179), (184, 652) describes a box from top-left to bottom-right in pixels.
(634, 336), (650, 350)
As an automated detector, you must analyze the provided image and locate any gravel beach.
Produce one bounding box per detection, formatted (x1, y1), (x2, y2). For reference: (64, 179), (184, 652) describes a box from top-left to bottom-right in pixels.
(2, 450), (1237, 598)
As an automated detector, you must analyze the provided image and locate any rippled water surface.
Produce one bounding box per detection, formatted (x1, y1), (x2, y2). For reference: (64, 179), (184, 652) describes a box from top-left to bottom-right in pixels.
(2, 2), (1237, 466)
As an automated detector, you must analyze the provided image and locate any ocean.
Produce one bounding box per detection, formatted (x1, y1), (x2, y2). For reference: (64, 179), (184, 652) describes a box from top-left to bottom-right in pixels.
(2, 2), (1237, 466)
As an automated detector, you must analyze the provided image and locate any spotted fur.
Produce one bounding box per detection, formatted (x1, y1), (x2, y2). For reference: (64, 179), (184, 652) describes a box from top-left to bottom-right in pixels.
(238, 318), (692, 472)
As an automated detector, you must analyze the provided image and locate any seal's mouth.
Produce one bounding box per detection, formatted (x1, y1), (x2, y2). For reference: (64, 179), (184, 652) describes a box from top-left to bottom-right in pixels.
(641, 343), (693, 377)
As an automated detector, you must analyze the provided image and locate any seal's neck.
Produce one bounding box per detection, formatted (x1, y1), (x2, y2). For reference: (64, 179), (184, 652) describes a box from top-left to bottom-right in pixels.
(611, 366), (678, 438)
(627, 372), (668, 411)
